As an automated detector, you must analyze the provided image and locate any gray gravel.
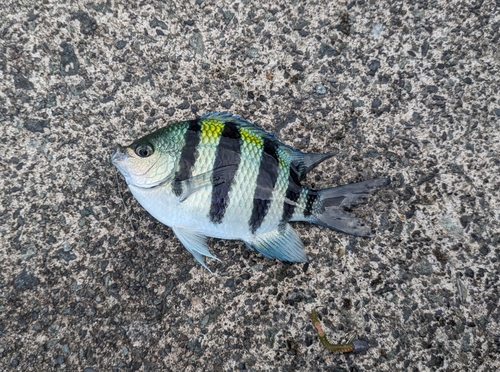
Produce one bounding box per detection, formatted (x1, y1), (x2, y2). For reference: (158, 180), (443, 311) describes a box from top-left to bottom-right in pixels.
(1, 0), (499, 371)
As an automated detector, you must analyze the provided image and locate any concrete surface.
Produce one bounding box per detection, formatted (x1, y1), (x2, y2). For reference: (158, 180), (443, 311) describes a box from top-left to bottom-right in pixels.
(1, 0), (499, 371)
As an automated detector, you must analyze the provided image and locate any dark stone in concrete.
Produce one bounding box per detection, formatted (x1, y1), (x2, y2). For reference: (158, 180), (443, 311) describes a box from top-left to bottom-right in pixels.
(13, 270), (39, 291)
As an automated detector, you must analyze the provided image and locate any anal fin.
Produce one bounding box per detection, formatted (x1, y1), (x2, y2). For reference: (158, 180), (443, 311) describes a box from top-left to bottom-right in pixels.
(172, 226), (220, 272)
(244, 223), (308, 263)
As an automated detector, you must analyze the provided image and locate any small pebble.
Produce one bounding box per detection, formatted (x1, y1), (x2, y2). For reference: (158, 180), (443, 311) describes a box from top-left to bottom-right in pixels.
(352, 339), (369, 353)
(177, 101), (190, 110)
(315, 84), (326, 94)
(115, 40), (127, 50)
(464, 268), (474, 278)
(371, 23), (384, 38)
(247, 48), (260, 58)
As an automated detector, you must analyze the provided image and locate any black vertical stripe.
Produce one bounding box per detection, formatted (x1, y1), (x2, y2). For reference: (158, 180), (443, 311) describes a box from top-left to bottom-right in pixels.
(249, 139), (279, 233)
(209, 122), (242, 223)
(303, 188), (318, 217)
(281, 162), (302, 223)
(172, 120), (201, 196)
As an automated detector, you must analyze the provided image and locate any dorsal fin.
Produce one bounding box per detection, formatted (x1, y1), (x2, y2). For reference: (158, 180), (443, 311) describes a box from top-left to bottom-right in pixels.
(290, 151), (333, 181)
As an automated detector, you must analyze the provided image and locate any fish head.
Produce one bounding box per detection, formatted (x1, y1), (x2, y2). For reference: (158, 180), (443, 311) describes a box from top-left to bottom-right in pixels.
(111, 134), (177, 188)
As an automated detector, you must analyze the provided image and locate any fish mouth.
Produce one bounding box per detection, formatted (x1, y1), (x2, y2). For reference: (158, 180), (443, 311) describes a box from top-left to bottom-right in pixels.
(111, 145), (128, 164)
(111, 144), (131, 180)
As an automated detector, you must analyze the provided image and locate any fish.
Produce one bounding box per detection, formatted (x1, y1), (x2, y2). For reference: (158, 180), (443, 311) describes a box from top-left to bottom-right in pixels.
(111, 112), (390, 271)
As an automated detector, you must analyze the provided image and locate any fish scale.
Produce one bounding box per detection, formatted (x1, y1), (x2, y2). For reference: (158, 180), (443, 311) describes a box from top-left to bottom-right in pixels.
(255, 146), (293, 234)
(182, 119), (223, 228)
(223, 127), (263, 234)
(248, 137), (279, 233)
(111, 112), (390, 271)
(209, 121), (241, 223)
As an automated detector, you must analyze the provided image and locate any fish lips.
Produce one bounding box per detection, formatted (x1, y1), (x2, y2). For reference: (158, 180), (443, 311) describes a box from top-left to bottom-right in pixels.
(111, 145), (131, 178)
(111, 145), (127, 163)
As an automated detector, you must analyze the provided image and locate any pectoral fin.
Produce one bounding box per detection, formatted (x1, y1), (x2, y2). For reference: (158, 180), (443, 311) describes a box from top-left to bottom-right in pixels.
(244, 223), (308, 263)
(172, 226), (220, 272)
(176, 165), (239, 202)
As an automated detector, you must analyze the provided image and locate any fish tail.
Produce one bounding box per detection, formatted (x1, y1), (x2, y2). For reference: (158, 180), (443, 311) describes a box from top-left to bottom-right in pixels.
(297, 178), (390, 237)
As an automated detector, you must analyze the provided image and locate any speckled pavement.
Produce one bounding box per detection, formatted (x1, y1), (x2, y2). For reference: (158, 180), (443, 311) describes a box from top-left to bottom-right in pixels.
(1, 0), (499, 371)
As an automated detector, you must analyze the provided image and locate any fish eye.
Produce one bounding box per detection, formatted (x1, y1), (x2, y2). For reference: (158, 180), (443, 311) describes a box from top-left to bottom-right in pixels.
(135, 143), (154, 158)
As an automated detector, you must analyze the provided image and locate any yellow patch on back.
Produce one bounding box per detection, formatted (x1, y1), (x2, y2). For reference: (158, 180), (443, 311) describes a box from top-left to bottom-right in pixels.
(200, 119), (224, 144)
(240, 128), (263, 149)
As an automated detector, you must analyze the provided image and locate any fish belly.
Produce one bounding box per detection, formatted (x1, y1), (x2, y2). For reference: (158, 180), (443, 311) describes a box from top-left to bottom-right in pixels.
(128, 183), (260, 241)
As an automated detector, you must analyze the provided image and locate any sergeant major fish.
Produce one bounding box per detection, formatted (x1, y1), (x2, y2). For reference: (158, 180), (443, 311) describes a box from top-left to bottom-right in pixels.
(111, 112), (390, 271)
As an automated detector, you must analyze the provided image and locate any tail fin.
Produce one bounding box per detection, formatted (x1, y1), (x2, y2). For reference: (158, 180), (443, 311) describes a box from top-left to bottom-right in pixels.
(311, 178), (390, 237)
